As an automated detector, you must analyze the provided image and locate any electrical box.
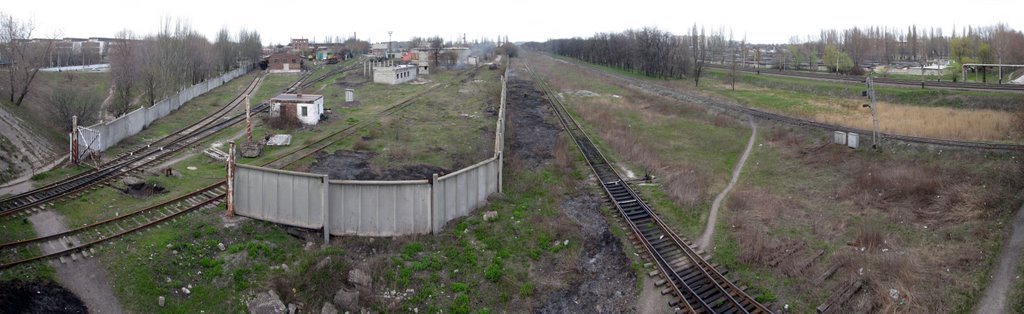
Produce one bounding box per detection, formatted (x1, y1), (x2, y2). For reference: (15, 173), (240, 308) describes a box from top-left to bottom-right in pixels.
(847, 132), (859, 149)
(834, 131), (847, 145)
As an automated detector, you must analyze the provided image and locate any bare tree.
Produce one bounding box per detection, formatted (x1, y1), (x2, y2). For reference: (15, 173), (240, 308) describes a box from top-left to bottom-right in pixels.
(691, 24), (708, 87)
(214, 27), (236, 72)
(0, 12), (55, 106)
(108, 30), (138, 116)
(47, 83), (101, 132)
(428, 36), (444, 69)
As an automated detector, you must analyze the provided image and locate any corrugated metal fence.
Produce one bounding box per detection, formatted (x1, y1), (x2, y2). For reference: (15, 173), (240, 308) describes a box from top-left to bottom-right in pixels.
(76, 66), (253, 157)
(233, 65), (509, 238)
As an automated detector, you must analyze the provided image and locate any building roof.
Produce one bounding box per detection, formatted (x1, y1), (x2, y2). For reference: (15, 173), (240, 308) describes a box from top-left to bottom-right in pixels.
(272, 93), (323, 102)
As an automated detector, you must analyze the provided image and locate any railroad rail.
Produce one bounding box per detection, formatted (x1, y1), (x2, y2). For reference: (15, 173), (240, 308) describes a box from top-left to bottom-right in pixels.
(554, 55), (1024, 152)
(0, 75), (265, 217)
(0, 182), (226, 270)
(705, 64), (1024, 92)
(525, 61), (772, 313)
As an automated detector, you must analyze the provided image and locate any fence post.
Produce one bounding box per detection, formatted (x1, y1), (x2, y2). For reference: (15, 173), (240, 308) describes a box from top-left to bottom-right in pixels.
(497, 151), (503, 194)
(431, 173), (439, 234)
(322, 175), (330, 246)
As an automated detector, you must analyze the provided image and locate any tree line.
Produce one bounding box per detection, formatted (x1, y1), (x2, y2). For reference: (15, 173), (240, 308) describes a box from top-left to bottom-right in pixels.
(542, 23), (1024, 83)
(108, 18), (262, 117)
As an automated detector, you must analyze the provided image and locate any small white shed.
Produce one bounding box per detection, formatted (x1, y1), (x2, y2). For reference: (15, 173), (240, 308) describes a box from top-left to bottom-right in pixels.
(270, 93), (325, 126)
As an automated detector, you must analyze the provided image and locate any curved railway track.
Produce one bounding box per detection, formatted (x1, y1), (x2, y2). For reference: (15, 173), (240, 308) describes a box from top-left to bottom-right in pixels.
(525, 62), (772, 313)
(555, 55), (1024, 152)
(0, 74), (265, 218)
(706, 64), (1024, 92)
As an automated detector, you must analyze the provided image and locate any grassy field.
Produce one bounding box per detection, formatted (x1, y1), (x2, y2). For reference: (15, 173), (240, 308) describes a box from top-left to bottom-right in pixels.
(530, 54), (749, 240)
(538, 52), (1024, 312)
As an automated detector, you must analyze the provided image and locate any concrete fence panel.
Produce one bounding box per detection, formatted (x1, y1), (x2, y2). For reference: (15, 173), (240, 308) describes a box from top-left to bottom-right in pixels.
(75, 66), (252, 154)
(328, 180), (432, 236)
(432, 157), (499, 232)
(235, 164), (325, 229)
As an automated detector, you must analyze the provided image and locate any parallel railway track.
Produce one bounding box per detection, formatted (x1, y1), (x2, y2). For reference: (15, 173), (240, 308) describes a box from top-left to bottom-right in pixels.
(0, 182), (226, 270)
(0, 64), (481, 270)
(525, 61), (772, 313)
(0, 74), (265, 218)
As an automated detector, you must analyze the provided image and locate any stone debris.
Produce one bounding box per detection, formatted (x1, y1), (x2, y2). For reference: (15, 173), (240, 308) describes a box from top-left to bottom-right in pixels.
(247, 290), (287, 314)
(348, 269), (371, 288)
(333, 287), (360, 311)
(483, 211), (498, 221)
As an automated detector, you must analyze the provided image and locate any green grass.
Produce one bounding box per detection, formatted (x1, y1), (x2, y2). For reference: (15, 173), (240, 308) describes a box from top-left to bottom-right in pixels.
(104, 203), (306, 313)
(704, 68), (1024, 110)
(50, 154), (225, 228)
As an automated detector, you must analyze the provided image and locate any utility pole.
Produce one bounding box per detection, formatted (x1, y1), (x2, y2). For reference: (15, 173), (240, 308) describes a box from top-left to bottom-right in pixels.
(245, 96), (252, 144)
(387, 31), (393, 59)
(863, 77), (880, 149)
(71, 115), (78, 165)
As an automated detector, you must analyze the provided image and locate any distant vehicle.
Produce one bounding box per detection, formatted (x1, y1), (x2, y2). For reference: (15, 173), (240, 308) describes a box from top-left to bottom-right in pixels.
(326, 56), (339, 64)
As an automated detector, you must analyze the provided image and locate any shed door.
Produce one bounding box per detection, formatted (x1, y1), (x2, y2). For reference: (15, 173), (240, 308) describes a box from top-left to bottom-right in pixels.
(284, 63), (290, 71)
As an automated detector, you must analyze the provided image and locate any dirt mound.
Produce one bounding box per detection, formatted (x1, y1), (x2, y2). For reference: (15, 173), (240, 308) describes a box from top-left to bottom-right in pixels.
(0, 280), (87, 313)
(506, 79), (561, 169)
(310, 150), (448, 181)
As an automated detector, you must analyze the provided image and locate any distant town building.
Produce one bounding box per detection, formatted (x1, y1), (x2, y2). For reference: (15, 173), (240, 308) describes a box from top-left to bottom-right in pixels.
(373, 64), (418, 85)
(267, 53), (303, 73)
(270, 93), (325, 125)
(290, 38), (310, 52)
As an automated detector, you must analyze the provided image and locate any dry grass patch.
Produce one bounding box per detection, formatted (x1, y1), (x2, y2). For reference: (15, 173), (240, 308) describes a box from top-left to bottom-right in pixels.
(814, 102), (1020, 142)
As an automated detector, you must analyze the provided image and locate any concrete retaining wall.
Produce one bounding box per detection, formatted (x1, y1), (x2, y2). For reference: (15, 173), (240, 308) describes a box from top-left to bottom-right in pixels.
(231, 63), (509, 237)
(76, 66), (251, 157)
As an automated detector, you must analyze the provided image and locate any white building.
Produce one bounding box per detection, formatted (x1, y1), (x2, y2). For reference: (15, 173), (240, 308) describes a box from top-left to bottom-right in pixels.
(270, 93), (325, 126)
(373, 64), (418, 85)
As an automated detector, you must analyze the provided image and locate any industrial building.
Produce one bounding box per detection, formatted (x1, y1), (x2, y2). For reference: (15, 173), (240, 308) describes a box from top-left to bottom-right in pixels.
(270, 93), (325, 125)
(373, 64), (418, 85)
(268, 53), (303, 73)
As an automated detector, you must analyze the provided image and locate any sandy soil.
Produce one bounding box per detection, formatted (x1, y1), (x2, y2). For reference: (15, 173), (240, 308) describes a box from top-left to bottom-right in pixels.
(977, 199), (1024, 314)
(697, 119), (756, 251)
(28, 210), (124, 313)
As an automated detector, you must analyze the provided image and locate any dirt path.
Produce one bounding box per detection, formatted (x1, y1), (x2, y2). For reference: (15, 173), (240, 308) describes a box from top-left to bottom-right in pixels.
(977, 199), (1024, 314)
(696, 119), (756, 251)
(28, 210), (124, 313)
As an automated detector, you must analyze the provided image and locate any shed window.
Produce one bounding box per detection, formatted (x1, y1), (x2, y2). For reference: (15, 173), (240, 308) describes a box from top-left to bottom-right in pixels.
(301, 106), (308, 117)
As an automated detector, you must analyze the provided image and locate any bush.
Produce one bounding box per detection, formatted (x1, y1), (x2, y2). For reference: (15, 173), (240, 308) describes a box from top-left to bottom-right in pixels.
(484, 260), (504, 282)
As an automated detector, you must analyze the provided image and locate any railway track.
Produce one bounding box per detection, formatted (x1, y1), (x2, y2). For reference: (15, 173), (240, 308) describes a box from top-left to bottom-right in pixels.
(0, 182), (226, 270)
(552, 55), (1024, 152)
(0, 65), (483, 270)
(706, 64), (1024, 92)
(525, 62), (772, 313)
(0, 74), (265, 218)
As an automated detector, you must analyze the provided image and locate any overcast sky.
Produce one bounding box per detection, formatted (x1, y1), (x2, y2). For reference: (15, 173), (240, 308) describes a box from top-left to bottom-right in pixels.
(4, 0), (1022, 45)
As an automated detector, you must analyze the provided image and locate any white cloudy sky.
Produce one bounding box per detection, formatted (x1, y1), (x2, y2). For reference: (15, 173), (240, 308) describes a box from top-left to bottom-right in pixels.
(4, 0), (1022, 45)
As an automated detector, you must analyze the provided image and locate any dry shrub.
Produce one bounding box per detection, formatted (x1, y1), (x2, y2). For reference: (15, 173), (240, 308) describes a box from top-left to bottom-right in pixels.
(852, 224), (885, 251)
(729, 214), (776, 266)
(659, 166), (706, 208)
(854, 164), (943, 205)
(727, 188), (788, 221)
(352, 139), (371, 151)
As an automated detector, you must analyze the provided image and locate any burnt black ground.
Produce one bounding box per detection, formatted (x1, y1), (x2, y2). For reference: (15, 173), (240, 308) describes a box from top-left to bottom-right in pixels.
(505, 73), (637, 312)
(309, 150), (448, 180)
(504, 79), (561, 169)
(0, 280), (87, 313)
